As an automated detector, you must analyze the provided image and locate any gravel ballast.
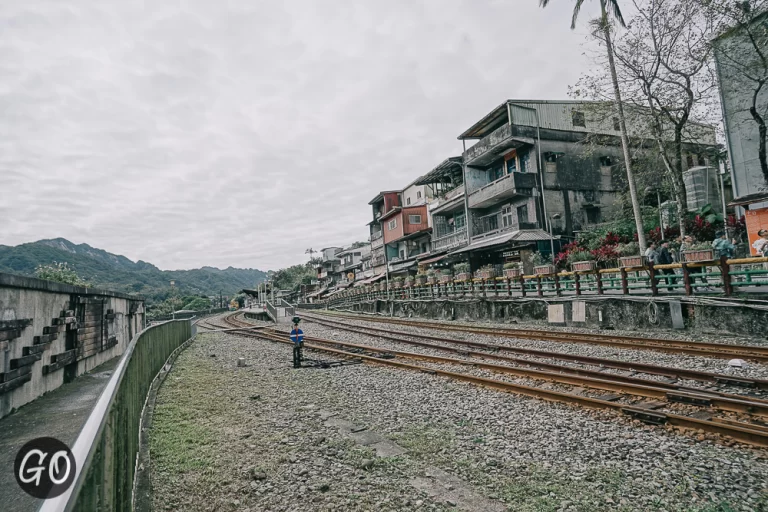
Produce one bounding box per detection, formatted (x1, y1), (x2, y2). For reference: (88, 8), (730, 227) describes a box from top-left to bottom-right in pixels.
(149, 318), (768, 512)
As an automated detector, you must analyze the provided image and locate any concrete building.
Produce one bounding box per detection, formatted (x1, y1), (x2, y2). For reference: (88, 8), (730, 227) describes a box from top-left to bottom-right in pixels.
(415, 158), (466, 256)
(714, 10), (768, 211)
(450, 99), (716, 269)
(315, 247), (342, 289)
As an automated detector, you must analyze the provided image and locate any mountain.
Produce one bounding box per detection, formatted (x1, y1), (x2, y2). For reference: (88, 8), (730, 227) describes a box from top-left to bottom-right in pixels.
(0, 238), (267, 303)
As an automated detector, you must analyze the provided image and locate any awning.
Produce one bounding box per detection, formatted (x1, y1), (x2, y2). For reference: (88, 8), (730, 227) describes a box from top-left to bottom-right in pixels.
(729, 191), (768, 207)
(388, 260), (418, 273)
(417, 252), (448, 265)
(306, 287), (328, 298)
(449, 229), (553, 255)
(355, 273), (386, 286)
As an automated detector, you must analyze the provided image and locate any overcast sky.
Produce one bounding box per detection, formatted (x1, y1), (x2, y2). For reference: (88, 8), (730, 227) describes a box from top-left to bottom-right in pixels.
(0, 0), (604, 271)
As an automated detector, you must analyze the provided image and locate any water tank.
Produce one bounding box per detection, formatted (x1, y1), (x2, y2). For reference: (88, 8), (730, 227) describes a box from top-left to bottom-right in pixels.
(683, 166), (722, 213)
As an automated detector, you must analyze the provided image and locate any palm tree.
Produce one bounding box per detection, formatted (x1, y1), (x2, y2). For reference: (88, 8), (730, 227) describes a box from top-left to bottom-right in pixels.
(539, 0), (647, 251)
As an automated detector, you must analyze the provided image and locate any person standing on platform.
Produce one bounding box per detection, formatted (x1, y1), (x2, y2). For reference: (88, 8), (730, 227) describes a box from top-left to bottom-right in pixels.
(290, 317), (304, 368)
(656, 241), (676, 292)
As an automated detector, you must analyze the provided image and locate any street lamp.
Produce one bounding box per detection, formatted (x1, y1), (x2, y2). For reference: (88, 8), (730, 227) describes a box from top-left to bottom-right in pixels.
(644, 186), (664, 240)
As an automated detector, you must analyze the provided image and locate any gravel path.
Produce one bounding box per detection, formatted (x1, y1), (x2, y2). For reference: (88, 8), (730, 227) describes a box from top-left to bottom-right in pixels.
(150, 324), (768, 512)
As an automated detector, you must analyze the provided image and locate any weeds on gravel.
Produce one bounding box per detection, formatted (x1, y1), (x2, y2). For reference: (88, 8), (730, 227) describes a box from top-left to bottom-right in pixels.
(394, 424), (456, 459)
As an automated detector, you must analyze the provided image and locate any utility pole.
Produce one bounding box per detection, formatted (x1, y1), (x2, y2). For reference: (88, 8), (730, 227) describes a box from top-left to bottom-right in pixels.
(219, 290), (222, 309)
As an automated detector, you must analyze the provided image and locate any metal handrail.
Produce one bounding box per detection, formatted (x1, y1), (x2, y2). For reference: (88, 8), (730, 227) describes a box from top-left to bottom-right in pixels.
(39, 320), (192, 512)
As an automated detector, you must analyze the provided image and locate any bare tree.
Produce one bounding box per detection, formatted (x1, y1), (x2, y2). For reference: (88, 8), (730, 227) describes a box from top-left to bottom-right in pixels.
(573, 0), (722, 236)
(712, 0), (768, 185)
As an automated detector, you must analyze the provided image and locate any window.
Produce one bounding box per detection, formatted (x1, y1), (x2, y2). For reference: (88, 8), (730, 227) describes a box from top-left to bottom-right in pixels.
(506, 158), (517, 173)
(686, 154), (694, 168)
(519, 150), (530, 173)
(421, 243), (428, 253)
(697, 154), (706, 166)
(544, 152), (557, 172)
(572, 110), (586, 128)
(489, 162), (504, 182)
(399, 250), (405, 259)
(388, 219), (397, 230)
(517, 205), (529, 224)
(409, 215), (422, 224)
(613, 117), (620, 131)
(501, 206), (514, 228)
(586, 207), (600, 224)
(454, 213), (466, 229)
(599, 156), (613, 167)
(417, 191), (422, 199)
(407, 197), (411, 205)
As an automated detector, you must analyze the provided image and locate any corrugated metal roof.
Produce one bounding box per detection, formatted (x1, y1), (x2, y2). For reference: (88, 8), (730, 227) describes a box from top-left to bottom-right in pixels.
(413, 157), (463, 186)
(449, 229), (554, 255)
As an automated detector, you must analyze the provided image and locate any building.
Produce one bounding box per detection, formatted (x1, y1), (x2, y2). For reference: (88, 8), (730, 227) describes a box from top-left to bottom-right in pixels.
(368, 191), (400, 276)
(713, 10), (768, 253)
(315, 247), (342, 289)
(450, 99), (717, 270)
(415, 158), (467, 256)
(337, 244), (371, 285)
(714, 10), (768, 209)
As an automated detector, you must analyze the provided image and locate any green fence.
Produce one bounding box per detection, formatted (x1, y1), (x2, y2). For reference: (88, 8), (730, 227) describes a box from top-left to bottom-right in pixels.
(39, 319), (193, 512)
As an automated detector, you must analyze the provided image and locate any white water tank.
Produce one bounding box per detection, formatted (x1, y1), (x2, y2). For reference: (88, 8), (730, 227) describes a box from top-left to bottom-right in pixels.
(683, 166), (722, 213)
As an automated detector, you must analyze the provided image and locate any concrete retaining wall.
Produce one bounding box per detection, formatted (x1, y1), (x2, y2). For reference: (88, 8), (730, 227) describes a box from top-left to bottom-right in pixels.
(343, 297), (768, 338)
(0, 273), (145, 419)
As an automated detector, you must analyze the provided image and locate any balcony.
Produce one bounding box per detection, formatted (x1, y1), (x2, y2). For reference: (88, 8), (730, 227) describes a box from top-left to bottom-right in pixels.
(432, 227), (468, 252)
(370, 231), (384, 249)
(430, 186), (466, 216)
(468, 172), (537, 209)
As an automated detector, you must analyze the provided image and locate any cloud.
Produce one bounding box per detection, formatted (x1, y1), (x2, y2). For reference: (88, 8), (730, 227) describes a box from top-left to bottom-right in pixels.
(0, 0), (600, 270)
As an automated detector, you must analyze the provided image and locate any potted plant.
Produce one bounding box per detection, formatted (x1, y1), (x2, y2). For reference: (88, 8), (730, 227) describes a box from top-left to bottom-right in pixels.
(477, 264), (498, 280)
(529, 252), (555, 275)
(426, 269), (438, 285)
(415, 271), (428, 285)
(453, 262), (471, 281)
(393, 276), (404, 288)
(440, 269), (454, 283)
(378, 281), (387, 292)
(568, 250), (596, 272)
(682, 242), (715, 263)
(503, 262), (523, 279)
(404, 275), (415, 287)
(617, 242), (644, 268)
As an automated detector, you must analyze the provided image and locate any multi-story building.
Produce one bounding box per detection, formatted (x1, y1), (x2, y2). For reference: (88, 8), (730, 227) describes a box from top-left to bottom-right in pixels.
(452, 99), (717, 270)
(414, 157), (467, 256)
(337, 245), (371, 285)
(713, 10), (768, 253)
(315, 247), (342, 288)
(368, 191), (400, 276)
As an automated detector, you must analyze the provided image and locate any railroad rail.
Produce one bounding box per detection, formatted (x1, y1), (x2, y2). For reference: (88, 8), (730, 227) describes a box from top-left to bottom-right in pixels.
(297, 312), (768, 391)
(215, 312), (768, 447)
(311, 310), (768, 363)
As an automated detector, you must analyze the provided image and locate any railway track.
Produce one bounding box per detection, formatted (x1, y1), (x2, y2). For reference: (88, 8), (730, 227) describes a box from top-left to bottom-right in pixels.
(215, 312), (768, 447)
(318, 310), (768, 363)
(298, 312), (768, 391)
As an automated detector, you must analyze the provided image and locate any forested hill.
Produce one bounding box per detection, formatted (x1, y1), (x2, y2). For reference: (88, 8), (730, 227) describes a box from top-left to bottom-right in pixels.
(0, 238), (267, 303)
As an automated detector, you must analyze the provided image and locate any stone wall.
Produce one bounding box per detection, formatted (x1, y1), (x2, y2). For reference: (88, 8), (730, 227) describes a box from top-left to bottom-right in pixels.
(342, 296), (768, 338)
(0, 273), (145, 419)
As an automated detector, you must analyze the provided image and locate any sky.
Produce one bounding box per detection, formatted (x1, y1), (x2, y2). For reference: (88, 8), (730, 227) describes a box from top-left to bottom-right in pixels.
(0, 0), (604, 271)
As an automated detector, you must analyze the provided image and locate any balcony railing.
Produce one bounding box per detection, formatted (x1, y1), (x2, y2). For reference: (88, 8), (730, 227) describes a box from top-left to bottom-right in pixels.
(468, 172), (537, 209)
(432, 227), (468, 252)
(370, 231), (383, 241)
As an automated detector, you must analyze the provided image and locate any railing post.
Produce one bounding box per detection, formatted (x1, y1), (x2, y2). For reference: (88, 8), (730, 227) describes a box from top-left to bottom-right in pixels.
(682, 264), (693, 295)
(554, 273), (562, 297)
(648, 263), (659, 296)
(482, 279), (487, 298)
(721, 256), (732, 296)
(574, 273), (581, 296)
(519, 275), (526, 297)
(537, 276), (543, 297)
(620, 268), (629, 295)
(506, 277), (512, 297)
(595, 270), (603, 295)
